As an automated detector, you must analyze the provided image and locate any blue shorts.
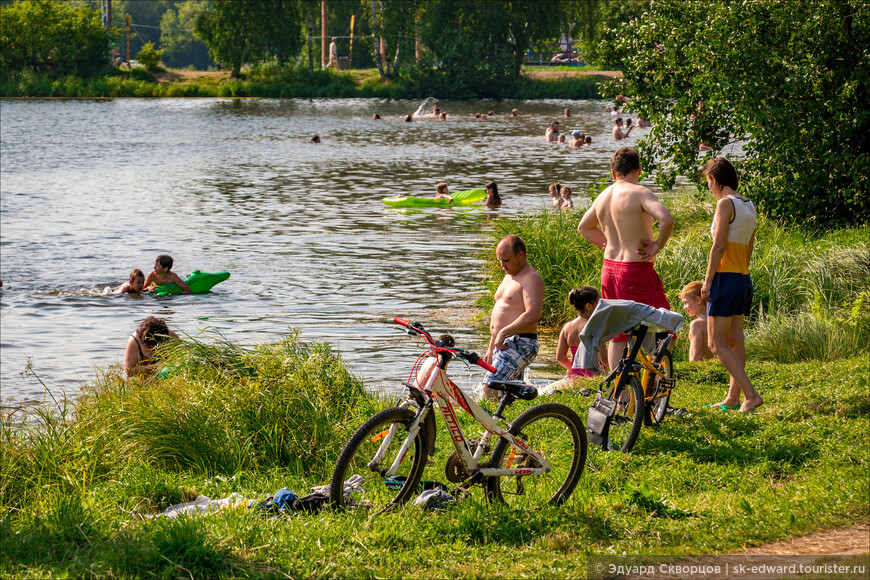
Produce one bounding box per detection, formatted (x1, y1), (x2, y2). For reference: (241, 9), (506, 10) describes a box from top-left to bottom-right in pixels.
(707, 272), (753, 317)
(484, 335), (539, 383)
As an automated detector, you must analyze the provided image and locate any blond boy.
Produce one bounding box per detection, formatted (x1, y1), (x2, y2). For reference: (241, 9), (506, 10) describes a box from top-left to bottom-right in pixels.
(680, 281), (713, 361)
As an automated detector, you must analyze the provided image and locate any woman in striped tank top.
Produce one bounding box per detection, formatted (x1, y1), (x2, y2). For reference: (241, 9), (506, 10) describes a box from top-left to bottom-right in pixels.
(700, 158), (763, 413)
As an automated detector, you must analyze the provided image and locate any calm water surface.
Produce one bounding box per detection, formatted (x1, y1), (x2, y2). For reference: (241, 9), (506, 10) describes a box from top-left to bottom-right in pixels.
(1, 97), (655, 402)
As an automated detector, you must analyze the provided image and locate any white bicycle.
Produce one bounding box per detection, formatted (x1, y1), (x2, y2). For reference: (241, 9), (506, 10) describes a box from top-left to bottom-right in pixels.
(329, 317), (587, 511)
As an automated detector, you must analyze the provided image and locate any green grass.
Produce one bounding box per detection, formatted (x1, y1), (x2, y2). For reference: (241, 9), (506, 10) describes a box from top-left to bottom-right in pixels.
(1, 326), (867, 578)
(481, 192), (870, 363)
(1, 67), (603, 99)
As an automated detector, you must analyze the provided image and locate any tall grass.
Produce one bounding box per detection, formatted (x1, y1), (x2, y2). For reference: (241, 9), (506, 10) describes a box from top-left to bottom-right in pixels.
(481, 193), (869, 362)
(0, 332), (373, 511)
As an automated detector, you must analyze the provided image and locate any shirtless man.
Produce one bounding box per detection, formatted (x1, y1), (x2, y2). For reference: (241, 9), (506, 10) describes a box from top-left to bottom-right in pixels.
(578, 147), (674, 371)
(545, 121), (560, 142)
(612, 118), (632, 140)
(483, 235), (545, 400)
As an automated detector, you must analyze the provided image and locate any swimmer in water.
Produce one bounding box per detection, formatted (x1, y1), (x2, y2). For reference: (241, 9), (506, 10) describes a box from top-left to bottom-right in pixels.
(372, 113), (381, 120)
(434, 182), (453, 203)
(311, 134), (321, 143)
(112, 269), (146, 294)
(439, 112), (447, 121)
(549, 182), (562, 208)
(511, 108), (518, 117)
(404, 114), (413, 122)
(560, 185), (574, 210)
(558, 134), (566, 143)
(563, 108), (572, 117)
(485, 181), (502, 209)
(585, 135), (592, 146)
(143, 255), (191, 294)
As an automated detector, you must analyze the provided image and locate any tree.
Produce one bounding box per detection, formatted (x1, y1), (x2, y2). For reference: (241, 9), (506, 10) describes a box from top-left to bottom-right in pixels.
(601, 0), (869, 228)
(159, 0), (212, 69)
(0, 0), (112, 76)
(195, 0), (303, 78)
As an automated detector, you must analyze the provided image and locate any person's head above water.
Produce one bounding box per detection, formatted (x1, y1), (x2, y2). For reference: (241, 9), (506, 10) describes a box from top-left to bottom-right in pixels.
(439, 112), (447, 120)
(129, 268), (145, 292)
(610, 147), (641, 179)
(561, 185), (572, 199)
(436, 182), (449, 195)
(558, 134), (566, 142)
(549, 182), (561, 196)
(564, 108), (571, 117)
(311, 134), (321, 143)
(404, 114), (412, 122)
(572, 130), (581, 138)
(137, 316), (172, 347)
(485, 181), (501, 208)
(155, 255), (173, 271)
(372, 113), (381, 120)
(585, 136), (592, 144)
(511, 108), (518, 116)
(615, 117), (624, 126)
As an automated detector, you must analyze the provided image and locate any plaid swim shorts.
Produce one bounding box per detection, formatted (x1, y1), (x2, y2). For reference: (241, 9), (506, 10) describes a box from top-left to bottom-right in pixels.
(484, 334), (540, 383)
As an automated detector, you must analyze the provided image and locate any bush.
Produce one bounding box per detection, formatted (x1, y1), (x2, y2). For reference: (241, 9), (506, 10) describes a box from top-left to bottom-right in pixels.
(135, 42), (163, 72)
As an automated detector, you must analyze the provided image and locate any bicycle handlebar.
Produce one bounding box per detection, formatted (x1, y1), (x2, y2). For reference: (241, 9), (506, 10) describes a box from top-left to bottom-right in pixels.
(393, 317), (496, 373)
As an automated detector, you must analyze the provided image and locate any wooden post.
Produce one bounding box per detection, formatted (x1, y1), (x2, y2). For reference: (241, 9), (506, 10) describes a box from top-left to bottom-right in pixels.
(415, 9), (421, 62)
(349, 15), (355, 69)
(321, 0), (328, 68)
(126, 13), (130, 63)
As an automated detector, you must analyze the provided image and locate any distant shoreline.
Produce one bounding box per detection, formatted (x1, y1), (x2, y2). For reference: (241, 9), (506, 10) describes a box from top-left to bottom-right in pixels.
(1, 67), (613, 100)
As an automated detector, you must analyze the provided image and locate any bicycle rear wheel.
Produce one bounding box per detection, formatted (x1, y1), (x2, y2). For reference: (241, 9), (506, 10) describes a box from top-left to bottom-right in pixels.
(486, 403), (586, 506)
(646, 350), (673, 427)
(329, 407), (427, 510)
(606, 375), (645, 452)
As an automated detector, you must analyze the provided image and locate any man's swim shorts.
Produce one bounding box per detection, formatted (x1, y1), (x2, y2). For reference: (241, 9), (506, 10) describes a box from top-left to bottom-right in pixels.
(601, 259), (671, 341)
(707, 272), (753, 317)
(484, 334), (539, 383)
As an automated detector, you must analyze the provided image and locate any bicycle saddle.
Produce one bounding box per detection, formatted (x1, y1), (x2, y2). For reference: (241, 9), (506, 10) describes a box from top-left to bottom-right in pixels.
(485, 380), (538, 400)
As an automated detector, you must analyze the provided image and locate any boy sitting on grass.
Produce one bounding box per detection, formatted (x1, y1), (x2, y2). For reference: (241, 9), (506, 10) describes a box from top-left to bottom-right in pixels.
(680, 281), (713, 361)
(144, 255), (191, 294)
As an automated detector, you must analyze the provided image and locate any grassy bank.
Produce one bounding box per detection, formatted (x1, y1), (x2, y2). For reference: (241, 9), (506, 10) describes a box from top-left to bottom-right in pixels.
(2, 323), (868, 577)
(0, 67), (604, 99)
(480, 193), (869, 364)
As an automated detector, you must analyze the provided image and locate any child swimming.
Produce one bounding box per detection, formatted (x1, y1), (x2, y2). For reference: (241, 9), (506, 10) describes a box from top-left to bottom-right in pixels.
(434, 182), (453, 203)
(111, 268), (146, 294)
(143, 255), (191, 294)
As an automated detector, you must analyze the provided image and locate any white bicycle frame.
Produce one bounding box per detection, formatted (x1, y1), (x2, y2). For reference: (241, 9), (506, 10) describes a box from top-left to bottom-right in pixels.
(374, 356), (552, 479)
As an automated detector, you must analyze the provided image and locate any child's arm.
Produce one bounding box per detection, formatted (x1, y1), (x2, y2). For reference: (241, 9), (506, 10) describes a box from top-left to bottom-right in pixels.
(597, 341), (609, 370)
(112, 282), (130, 295)
(169, 272), (192, 294)
(142, 271), (158, 291)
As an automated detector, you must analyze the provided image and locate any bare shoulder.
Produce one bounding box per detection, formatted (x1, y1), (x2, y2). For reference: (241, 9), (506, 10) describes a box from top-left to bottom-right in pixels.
(690, 318), (708, 334)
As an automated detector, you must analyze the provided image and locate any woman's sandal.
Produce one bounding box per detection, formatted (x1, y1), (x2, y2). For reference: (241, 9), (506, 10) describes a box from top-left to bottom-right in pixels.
(702, 403), (741, 411)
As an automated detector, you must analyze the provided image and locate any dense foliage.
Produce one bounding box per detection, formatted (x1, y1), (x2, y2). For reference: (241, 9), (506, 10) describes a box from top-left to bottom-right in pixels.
(600, 0), (870, 228)
(158, 0), (212, 69)
(195, 0), (303, 78)
(0, 0), (111, 76)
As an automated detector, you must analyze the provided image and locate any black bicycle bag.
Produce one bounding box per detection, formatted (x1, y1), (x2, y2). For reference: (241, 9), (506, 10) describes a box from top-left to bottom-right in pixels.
(587, 394), (616, 449)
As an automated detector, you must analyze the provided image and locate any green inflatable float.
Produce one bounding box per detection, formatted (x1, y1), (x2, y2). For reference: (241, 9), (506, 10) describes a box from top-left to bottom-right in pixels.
(383, 188), (486, 208)
(152, 270), (230, 296)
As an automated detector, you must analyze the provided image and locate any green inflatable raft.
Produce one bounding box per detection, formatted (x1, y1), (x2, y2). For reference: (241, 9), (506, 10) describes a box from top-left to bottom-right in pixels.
(152, 270), (230, 296)
(383, 188), (486, 208)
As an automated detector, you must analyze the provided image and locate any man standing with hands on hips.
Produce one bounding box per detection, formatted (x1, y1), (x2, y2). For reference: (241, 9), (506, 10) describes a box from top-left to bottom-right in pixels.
(483, 235), (545, 400)
(578, 147), (674, 372)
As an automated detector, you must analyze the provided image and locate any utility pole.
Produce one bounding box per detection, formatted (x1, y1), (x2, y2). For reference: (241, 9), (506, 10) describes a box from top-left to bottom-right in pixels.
(106, 0), (111, 31)
(126, 13), (130, 63)
(321, 0), (328, 68)
(349, 15), (355, 69)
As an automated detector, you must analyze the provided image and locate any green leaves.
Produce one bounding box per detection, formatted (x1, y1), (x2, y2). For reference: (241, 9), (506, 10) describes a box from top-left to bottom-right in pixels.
(600, 0), (870, 228)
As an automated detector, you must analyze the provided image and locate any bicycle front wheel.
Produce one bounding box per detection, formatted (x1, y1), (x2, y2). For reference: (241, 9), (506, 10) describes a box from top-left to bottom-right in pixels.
(329, 407), (427, 510)
(607, 375), (645, 452)
(646, 350), (673, 427)
(486, 403), (586, 507)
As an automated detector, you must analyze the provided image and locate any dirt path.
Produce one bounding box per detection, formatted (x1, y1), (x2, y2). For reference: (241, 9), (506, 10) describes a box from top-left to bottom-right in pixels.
(739, 523), (869, 556)
(521, 69), (621, 80)
(152, 70), (229, 84)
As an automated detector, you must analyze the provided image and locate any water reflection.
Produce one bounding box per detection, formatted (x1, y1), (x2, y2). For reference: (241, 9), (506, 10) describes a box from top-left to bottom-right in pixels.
(1, 97), (662, 401)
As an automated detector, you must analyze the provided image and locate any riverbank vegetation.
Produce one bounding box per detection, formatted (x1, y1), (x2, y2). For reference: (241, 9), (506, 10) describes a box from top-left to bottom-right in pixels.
(599, 0), (869, 228)
(3, 329), (867, 577)
(480, 194), (869, 364)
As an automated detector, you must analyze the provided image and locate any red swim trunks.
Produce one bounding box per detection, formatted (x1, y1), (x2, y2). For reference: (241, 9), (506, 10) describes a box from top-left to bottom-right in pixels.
(601, 259), (671, 341)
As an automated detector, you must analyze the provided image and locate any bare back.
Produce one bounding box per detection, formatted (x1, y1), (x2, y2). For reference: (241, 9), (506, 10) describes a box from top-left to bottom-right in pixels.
(585, 181), (663, 262)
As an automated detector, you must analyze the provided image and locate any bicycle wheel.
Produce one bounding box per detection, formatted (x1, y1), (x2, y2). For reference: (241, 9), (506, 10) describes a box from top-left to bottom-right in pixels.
(606, 375), (645, 452)
(645, 350), (673, 427)
(486, 403), (586, 507)
(329, 407), (427, 510)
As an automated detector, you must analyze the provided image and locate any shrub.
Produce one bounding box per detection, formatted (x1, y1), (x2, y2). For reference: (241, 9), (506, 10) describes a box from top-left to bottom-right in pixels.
(135, 42), (163, 72)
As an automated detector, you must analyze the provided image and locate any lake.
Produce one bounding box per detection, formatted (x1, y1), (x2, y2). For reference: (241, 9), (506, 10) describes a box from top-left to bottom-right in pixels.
(1, 97), (652, 402)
